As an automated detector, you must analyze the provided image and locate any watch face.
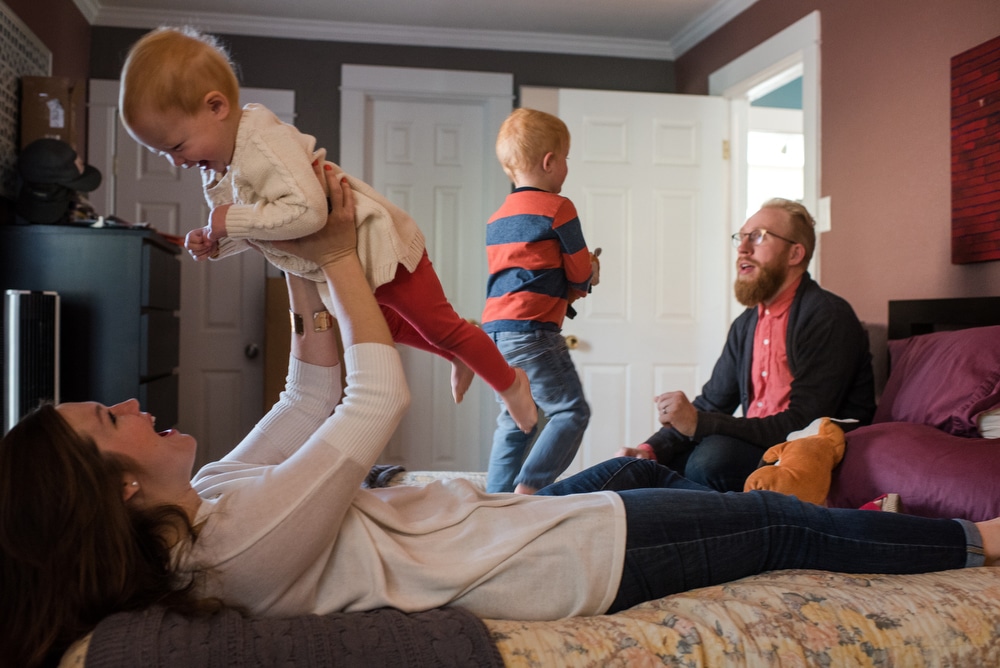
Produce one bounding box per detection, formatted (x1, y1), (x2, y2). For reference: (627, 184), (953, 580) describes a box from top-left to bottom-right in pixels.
(290, 310), (305, 335)
(313, 310), (334, 332)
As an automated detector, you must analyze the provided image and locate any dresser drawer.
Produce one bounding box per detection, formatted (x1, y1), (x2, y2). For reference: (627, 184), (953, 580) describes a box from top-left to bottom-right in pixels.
(139, 373), (178, 428)
(141, 310), (180, 378)
(0, 226), (181, 417)
(142, 242), (181, 310)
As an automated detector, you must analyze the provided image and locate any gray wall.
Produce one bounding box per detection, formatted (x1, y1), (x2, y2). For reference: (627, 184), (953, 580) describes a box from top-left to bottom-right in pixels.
(90, 27), (676, 161)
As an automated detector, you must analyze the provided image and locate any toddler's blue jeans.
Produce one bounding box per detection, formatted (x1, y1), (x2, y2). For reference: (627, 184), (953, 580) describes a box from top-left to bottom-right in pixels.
(487, 329), (590, 492)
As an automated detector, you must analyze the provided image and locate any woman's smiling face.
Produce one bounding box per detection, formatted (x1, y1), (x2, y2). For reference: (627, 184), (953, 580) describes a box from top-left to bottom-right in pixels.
(56, 399), (197, 489)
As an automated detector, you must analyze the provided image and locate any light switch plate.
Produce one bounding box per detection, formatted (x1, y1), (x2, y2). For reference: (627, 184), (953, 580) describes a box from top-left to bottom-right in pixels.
(817, 196), (832, 233)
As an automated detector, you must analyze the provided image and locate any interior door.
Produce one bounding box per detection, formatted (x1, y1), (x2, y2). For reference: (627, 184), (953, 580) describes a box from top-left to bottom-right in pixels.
(368, 99), (493, 471)
(553, 88), (731, 473)
(87, 81), (292, 467)
(341, 66), (513, 472)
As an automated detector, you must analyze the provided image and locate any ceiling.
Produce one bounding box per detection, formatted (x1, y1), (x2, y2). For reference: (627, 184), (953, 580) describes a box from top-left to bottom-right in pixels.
(76, 0), (758, 60)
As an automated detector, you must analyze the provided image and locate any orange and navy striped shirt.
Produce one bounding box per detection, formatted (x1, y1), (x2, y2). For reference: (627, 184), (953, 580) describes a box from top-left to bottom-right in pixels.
(481, 188), (594, 333)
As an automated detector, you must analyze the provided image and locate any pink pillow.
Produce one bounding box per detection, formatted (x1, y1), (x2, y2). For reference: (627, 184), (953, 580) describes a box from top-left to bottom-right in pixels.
(828, 422), (1000, 521)
(873, 326), (1000, 437)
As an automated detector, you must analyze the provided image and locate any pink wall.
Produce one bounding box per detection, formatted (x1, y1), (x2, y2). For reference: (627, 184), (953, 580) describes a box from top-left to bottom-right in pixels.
(676, 0), (1000, 328)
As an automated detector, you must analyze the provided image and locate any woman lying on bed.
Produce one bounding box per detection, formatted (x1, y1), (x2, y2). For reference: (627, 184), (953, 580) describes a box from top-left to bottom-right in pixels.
(3, 164), (999, 668)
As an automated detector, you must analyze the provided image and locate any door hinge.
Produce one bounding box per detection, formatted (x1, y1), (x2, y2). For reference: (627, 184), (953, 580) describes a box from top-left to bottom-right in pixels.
(722, 139), (730, 161)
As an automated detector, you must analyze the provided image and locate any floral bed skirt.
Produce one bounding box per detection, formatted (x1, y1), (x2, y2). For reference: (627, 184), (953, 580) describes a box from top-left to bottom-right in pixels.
(486, 567), (1000, 667)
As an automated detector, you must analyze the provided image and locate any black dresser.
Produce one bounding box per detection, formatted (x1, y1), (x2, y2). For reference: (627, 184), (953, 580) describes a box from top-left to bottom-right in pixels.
(0, 224), (181, 426)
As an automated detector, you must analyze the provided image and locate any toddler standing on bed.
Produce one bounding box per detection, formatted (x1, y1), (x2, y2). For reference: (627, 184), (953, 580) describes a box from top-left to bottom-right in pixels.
(482, 108), (601, 493)
(118, 26), (536, 432)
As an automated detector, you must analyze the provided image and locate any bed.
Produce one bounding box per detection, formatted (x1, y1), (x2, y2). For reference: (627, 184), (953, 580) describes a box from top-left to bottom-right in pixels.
(483, 297), (1000, 666)
(64, 297), (1000, 667)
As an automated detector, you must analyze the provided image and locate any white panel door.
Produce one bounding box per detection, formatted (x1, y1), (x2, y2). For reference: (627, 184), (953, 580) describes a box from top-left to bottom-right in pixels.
(368, 99), (493, 472)
(88, 81), (292, 467)
(340, 66), (513, 473)
(555, 88), (730, 473)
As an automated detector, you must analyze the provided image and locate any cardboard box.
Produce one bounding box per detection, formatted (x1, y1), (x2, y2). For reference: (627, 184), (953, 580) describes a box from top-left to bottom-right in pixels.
(20, 76), (83, 151)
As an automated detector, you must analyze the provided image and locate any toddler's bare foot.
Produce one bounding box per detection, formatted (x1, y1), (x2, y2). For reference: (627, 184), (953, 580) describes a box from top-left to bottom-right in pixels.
(451, 359), (474, 404)
(514, 483), (537, 495)
(501, 367), (537, 433)
(977, 516), (1000, 566)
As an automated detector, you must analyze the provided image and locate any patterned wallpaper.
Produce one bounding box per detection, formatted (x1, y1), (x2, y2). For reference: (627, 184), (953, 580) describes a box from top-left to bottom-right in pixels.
(0, 0), (50, 200)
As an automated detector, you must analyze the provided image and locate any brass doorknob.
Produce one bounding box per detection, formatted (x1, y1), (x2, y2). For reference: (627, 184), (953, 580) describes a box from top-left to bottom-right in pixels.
(466, 318), (481, 328)
(564, 334), (579, 350)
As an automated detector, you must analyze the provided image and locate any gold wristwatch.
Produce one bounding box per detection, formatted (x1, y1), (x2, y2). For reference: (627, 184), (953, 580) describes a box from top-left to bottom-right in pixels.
(290, 310), (334, 334)
(312, 310), (334, 332)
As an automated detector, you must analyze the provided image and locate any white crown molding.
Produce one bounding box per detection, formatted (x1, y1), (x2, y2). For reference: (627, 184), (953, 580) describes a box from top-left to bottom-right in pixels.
(73, 0), (100, 23)
(671, 0), (759, 58)
(89, 6), (677, 60)
(82, 0), (756, 61)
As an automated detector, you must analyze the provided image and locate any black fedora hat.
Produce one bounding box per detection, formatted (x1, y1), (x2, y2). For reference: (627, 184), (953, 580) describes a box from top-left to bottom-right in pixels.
(15, 182), (74, 224)
(17, 138), (102, 192)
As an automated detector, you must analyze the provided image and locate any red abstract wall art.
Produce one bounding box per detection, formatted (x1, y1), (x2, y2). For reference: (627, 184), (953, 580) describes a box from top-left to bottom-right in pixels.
(951, 33), (1000, 264)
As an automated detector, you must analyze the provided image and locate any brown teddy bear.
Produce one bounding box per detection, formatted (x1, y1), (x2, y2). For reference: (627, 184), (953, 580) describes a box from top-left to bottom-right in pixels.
(743, 418), (846, 505)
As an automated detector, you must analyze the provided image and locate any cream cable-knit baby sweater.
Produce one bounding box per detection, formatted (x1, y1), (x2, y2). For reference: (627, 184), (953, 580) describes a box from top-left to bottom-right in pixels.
(182, 344), (626, 621)
(204, 104), (425, 291)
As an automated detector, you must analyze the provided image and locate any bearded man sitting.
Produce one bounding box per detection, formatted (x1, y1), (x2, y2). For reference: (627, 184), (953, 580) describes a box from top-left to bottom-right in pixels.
(616, 198), (875, 492)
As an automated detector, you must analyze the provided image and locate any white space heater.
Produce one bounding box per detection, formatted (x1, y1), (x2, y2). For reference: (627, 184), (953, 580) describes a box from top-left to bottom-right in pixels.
(3, 289), (60, 434)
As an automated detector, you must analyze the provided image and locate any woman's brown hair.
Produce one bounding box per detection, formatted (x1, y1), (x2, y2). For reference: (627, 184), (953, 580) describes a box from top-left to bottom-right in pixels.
(0, 404), (215, 667)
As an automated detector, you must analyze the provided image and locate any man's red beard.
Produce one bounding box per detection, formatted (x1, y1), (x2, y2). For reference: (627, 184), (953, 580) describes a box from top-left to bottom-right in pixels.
(734, 260), (788, 307)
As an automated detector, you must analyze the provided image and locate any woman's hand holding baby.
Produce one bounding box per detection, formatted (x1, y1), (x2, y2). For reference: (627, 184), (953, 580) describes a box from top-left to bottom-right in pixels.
(273, 163), (357, 268)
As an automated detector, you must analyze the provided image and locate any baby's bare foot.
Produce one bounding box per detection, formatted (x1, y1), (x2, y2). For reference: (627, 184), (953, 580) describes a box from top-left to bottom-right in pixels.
(501, 367), (537, 433)
(514, 483), (537, 495)
(451, 359), (474, 404)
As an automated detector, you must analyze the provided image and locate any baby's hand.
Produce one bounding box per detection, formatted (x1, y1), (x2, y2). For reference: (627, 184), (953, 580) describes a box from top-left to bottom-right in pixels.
(185, 226), (219, 261)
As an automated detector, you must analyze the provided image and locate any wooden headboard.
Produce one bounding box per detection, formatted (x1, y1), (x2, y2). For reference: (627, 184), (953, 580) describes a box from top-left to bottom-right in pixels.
(888, 297), (1000, 340)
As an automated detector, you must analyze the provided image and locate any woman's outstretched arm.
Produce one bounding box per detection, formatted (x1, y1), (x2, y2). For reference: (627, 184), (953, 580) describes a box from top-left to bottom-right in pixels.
(187, 167), (409, 605)
(216, 163), (378, 466)
(285, 165), (394, 349)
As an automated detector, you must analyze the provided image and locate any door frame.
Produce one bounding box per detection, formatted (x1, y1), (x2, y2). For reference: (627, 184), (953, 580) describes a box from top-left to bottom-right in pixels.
(709, 10), (821, 317)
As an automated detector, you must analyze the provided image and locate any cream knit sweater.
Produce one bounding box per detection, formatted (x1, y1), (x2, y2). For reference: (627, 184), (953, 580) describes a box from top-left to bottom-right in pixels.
(204, 104), (425, 291)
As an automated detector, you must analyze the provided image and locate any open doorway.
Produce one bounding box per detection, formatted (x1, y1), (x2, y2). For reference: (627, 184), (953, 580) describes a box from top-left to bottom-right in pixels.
(746, 74), (804, 219)
(709, 11), (821, 312)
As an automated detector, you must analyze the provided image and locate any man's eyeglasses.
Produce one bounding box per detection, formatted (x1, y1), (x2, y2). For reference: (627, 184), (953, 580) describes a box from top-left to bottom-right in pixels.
(731, 229), (798, 248)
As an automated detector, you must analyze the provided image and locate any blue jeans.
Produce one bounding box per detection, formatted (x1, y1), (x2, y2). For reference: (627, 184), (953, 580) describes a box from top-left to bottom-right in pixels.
(667, 434), (766, 492)
(487, 330), (590, 492)
(539, 458), (984, 613)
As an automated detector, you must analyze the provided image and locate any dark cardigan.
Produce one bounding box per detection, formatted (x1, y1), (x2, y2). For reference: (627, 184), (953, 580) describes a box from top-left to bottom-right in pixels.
(646, 273), (875, 458)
